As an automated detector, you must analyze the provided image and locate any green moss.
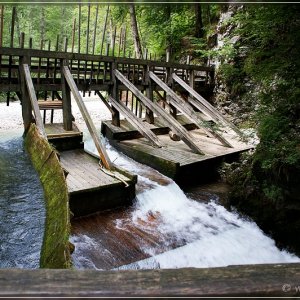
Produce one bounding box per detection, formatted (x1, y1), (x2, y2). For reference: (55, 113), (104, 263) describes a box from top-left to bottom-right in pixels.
(24, 124), (71, 269)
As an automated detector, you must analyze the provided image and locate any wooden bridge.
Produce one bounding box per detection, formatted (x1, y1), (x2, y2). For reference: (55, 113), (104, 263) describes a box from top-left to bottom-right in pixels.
(0, 43), (251, 214)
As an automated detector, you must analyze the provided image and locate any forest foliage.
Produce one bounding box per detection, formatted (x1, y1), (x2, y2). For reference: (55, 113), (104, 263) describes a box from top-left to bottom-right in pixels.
(1, 3), (299, 209)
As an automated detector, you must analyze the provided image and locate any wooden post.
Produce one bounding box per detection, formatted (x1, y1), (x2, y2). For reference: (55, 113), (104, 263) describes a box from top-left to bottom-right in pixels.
(19, 56), (33, 132)
(111, 62), (120, 126)
(20, 32), (25, 48)
(145, 66), (154, 124)
(61, 59), (73, 131)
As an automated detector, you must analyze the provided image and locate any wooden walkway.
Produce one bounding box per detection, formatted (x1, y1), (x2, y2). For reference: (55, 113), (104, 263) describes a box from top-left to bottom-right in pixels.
(102, 114), (252, 184)
(60, 149), (136, 217)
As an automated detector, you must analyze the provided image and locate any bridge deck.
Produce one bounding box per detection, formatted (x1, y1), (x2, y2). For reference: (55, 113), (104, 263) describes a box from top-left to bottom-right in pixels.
(102, 114), (252, 184)
(59, 148), (136, 217)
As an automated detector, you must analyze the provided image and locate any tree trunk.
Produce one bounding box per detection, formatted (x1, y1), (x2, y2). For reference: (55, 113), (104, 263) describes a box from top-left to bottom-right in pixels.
(195, 3), (204, 38)
(165, 5), (172, 59)
(129, 4), (143, 59)
(40, 7), (45, 44)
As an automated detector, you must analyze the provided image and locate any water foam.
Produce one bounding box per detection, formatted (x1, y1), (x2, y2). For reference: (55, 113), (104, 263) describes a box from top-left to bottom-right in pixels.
(72, 135), (300, 270)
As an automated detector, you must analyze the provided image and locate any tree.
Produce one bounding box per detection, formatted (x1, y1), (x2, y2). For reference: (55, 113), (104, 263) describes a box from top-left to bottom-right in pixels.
(129, 4), (143, 59)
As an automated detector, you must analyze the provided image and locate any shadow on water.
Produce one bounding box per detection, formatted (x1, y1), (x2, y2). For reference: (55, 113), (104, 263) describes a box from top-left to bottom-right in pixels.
(0, 131), (45, 268)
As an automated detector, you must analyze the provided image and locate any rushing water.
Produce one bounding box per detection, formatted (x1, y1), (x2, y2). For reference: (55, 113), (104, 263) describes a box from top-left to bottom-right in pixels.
(0, 130), (45, 268)
(70, 137), (300, 270)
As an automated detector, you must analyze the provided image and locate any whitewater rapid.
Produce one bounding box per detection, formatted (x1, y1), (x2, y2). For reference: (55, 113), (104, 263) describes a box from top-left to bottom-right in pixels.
(70, 137), (299, 270)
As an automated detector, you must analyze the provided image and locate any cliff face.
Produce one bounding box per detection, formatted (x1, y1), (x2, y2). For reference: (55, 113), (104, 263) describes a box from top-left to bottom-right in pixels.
(212, 4), (300, 256)
(210, 5), (258, 128)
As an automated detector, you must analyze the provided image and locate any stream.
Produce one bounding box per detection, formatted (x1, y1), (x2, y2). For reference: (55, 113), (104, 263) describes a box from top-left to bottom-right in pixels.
(0, 100), (299, 269)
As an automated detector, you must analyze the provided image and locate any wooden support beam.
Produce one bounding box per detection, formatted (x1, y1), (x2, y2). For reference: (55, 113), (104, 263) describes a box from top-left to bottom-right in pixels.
(150, 71), (233, 148)
(62, 65), (113, 170)
(61, 59), (73, 131)
(172, 73), (244, 139)
(22, 64), (46, 137)
(95, 91), (113, 114)
(114, 70), (204, 155)
(111, 62), (120, 126)
(19, 57), (33, 131)
(145, 66), (154, 124)
(108, 95), (163, 148)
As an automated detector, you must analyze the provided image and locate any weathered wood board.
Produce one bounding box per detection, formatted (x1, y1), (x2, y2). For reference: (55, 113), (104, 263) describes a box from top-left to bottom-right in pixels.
(0, 263), (300, 297)
(102, 115), (253, 184)
(60, 149), (137, 217)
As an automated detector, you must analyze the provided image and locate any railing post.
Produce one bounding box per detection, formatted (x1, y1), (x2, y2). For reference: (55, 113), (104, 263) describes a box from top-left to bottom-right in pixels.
(19, 55), (33, 132)
(145, 66), (154, 124)
(61, 59), (73, 131)
(110, 62), (120, 126)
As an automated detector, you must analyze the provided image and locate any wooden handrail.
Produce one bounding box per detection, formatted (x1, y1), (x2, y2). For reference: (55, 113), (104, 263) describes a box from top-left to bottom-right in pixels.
(107, 95), (163, 148)
(172, 73), (244, 139)
(114, 69), (204, 155)
(149, 71), (233, 148)
(62, 65), (113, 170)
(22, 64), (46, 138)
(0, 47), (214, 72)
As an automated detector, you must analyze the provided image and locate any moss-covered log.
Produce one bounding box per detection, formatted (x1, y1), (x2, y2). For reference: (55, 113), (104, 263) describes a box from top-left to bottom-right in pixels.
(24, 124), (71, 268)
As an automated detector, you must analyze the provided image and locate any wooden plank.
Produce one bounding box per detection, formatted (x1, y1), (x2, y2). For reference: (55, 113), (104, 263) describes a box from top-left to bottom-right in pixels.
(172, 73), (244, 138)
(62, 65), (113, 170)
(149, 71), (233, 148)
(0, 47), (214, 72)
(1, 263), (299, 297)
(22, 64), (46, 137)
(108, 95), (163, 148)
(114, 70), (204, 155)
(95, 90), (114, 114)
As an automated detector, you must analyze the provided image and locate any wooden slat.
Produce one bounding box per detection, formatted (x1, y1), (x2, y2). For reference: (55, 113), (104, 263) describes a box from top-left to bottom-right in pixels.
(0, 47), (214, 72)
(38, 100), (63, 110)
(108, 95), (163, 148)
(1, 263), (300, 297)
(62, 65), (113, 170)
(114, 69), (204, 155)
(149, 71), (233, 148)
(172, 73), (244, 138)
(22, 64), (46, 137)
